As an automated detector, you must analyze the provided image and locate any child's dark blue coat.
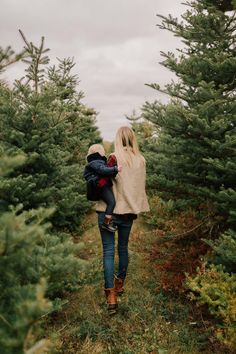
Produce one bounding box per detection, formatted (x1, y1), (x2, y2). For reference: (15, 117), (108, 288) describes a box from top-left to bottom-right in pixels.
(83, 152), (118, 201)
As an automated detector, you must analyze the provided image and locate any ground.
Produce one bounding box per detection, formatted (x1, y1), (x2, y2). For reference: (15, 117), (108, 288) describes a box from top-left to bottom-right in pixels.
(44, 212), (231, 354)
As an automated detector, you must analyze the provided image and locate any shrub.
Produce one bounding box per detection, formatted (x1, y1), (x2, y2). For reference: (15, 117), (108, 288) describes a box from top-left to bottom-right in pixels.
(0, 152), (86, 353)
(186, 264), (236, 349)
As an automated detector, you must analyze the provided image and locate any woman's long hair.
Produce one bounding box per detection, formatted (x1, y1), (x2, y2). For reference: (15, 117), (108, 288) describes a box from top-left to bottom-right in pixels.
(114, 126), (145, 166)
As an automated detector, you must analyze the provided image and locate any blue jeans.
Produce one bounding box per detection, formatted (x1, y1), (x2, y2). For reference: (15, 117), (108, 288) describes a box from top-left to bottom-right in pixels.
(100, 185), (116, 216)
(97, 212), (134, 288)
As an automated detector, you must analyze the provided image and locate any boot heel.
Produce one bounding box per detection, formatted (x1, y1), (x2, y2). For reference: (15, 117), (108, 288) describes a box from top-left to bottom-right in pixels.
(114, 276), (125, 296)
(104, 288), (118, 314)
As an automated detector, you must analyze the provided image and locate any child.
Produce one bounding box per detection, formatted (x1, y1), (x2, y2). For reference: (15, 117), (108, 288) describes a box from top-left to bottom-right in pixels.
(83, 144), (122, 233)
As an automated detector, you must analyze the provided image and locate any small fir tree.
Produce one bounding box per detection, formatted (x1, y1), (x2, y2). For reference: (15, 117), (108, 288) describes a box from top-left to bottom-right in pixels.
(0, 37), (95, 353)
(0, 31), (101, 229)
(0, 152), (51, 354)
(0, 149), (87, 354)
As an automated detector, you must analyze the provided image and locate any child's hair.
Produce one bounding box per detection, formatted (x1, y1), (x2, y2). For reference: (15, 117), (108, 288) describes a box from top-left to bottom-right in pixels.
(87, 143), (105, 157)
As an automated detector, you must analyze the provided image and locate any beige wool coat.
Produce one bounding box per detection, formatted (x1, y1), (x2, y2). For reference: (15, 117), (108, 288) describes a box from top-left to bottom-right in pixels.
(96, 154), (150, 215)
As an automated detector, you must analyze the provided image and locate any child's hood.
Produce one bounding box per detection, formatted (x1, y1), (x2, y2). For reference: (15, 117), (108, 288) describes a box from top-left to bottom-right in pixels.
(86, 152), (107, 164)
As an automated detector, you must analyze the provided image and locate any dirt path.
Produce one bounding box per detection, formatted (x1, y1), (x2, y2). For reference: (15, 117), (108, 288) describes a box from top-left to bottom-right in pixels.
(45, 212), (225, 354)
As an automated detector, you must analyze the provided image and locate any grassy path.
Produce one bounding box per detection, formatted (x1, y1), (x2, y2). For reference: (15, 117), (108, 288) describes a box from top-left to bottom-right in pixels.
(45, 212), (227, 354)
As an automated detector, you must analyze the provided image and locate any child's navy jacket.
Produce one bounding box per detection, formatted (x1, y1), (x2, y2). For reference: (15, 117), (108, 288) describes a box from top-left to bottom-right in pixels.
(83, 152), (118, 201)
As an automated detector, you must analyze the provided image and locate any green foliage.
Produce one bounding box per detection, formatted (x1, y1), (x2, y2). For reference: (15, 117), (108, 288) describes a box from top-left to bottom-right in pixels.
(141, 0), (236, 221)
(0, 32), (97, 351)
(0, 46), (24, 75)
(0, 152), (87, 353)
(202, 0), (234, 12)
(205, 229), (236, 273)
(0, 32), (101, 230)
(0, 154), (51, 353)
(136, 1), (236, 348)
(186, 264), (236, 349)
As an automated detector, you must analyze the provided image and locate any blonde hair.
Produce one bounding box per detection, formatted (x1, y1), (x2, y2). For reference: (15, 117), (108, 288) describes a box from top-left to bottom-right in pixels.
(87, 144), (105, 157)
(114, 126), (145, 166)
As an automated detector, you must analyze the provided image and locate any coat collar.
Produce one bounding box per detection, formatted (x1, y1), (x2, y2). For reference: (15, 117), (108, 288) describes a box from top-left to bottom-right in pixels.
(87, 152), (107, 163)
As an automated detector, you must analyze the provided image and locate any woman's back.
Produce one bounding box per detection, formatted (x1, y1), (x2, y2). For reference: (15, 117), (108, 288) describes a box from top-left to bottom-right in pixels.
(96, 152), (149, 215)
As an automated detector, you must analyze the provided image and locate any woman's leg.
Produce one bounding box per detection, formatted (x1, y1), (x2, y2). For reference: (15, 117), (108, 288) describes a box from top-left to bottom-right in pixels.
(97, 212), (115, 288)
(116, 218), (133, 279)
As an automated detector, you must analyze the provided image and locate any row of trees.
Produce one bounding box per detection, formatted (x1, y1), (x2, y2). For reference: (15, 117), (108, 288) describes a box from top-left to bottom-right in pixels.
(1, 0), (235, 351)
(132, 0), (235, 348)
(0, 33), (100, 353)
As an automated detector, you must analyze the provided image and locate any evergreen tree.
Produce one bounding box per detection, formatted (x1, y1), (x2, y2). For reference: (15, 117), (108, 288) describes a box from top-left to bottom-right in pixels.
(0, 37), (96, 353)
(0, 152), (51, 354)
(0, 149), (87, 354)
(0, 31), (101, 229)
(0, 46), (24, 75)
(140, 0), (236, 346)
(142, 0), (236, 226)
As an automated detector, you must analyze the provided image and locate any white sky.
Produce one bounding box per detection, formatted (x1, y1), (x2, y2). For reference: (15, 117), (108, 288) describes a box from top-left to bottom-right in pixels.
(0, 0), (184, 141)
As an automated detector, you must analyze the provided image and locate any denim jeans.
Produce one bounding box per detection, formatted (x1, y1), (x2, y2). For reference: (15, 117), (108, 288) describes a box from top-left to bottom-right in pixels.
(100, 185), (116, 216)
(97, 211), (133, 288)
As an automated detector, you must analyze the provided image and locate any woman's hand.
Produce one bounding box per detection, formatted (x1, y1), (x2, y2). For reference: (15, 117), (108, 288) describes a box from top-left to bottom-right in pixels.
(118, 165), (122, 172)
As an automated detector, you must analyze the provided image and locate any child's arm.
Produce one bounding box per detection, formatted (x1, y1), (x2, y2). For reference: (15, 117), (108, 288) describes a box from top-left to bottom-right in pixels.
(93, 162), (119, 176)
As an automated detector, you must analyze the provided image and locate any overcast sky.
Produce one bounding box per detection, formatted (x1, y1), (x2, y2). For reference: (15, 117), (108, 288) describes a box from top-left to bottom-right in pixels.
(0, 0), (184, 141)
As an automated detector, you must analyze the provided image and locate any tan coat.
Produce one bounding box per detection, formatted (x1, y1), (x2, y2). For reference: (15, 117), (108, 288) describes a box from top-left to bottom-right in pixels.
(96, 154), (150, 215)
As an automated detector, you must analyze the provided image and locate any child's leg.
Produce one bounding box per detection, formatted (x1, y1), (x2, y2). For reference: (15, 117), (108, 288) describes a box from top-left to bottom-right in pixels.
(100, 186), (116, 218)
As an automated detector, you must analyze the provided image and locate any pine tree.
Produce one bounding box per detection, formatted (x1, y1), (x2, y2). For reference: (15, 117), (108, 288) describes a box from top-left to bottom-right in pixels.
(142, 0), (236, 226)
(140, 1), (236, 346)
(0, 152), (51, 354)
(0, 149), (87, 354)
(0, 46), (24, 75)
(0, 37), (96, 353)
(0, 31), (101, 229)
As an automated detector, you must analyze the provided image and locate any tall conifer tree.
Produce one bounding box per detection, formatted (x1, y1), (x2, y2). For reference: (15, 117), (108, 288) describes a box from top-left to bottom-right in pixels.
(0, 32), (101, 229)
(140, 0), (236, 345)
(0, 36), (97, 352)
(142, 0), (236, 227)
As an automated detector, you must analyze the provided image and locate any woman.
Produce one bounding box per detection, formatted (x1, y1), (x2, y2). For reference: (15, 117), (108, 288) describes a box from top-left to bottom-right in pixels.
(96, 126), (150, 314)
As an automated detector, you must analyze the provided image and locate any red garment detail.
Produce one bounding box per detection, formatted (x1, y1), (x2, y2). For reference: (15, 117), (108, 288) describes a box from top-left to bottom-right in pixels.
(97, 178), (108, 187)
(107, 154), (117, 167)
(97, 155), (117, 188)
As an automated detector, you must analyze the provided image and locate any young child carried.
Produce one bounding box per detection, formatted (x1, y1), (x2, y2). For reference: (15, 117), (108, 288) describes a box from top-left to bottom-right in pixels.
(83, 144), (122, 233)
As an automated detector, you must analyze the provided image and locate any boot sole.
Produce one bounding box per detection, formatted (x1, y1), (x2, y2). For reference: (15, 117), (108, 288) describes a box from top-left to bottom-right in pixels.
(108, 308), (118, 315)
(108, 303), (118, 315)
(116, 291), (124, 296)
(101, 225), (116, 233)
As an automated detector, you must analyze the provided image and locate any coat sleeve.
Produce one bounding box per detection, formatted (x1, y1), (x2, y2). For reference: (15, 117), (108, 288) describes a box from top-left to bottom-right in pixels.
(92, 163), (118, 176)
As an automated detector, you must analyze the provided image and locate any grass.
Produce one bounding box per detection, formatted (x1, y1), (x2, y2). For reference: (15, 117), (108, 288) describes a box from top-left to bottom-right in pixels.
(44, 212), (232, 354)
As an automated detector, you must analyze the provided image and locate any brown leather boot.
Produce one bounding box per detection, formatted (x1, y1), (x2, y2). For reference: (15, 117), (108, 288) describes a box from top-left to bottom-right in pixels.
(114, 275), (125, 296)
(104, 288), (118, 314)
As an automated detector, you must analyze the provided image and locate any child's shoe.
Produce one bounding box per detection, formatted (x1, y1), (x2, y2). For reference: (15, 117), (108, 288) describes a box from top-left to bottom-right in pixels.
(101, 216), (117, 233)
